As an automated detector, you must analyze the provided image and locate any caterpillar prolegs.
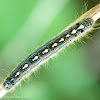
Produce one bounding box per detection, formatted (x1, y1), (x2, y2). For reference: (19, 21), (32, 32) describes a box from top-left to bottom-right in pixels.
(0, 3), (100, 99)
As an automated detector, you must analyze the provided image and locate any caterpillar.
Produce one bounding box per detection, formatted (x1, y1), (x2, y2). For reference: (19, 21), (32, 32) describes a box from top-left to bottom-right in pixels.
(0, 3), (100, 99)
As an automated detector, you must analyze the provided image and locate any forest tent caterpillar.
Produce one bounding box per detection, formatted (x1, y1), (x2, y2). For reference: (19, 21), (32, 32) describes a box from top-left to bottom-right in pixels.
(0, 3), (100, 99)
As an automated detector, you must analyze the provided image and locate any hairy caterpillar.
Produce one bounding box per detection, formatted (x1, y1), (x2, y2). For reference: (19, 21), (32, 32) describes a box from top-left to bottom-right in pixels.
(0, 3), (100, 99)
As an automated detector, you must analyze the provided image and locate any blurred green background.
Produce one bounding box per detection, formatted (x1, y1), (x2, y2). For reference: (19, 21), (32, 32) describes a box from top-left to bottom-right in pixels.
(0, 0), (100, 100)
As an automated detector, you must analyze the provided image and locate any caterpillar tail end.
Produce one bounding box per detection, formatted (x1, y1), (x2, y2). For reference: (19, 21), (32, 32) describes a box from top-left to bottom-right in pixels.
(0, 82), (8, 99)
